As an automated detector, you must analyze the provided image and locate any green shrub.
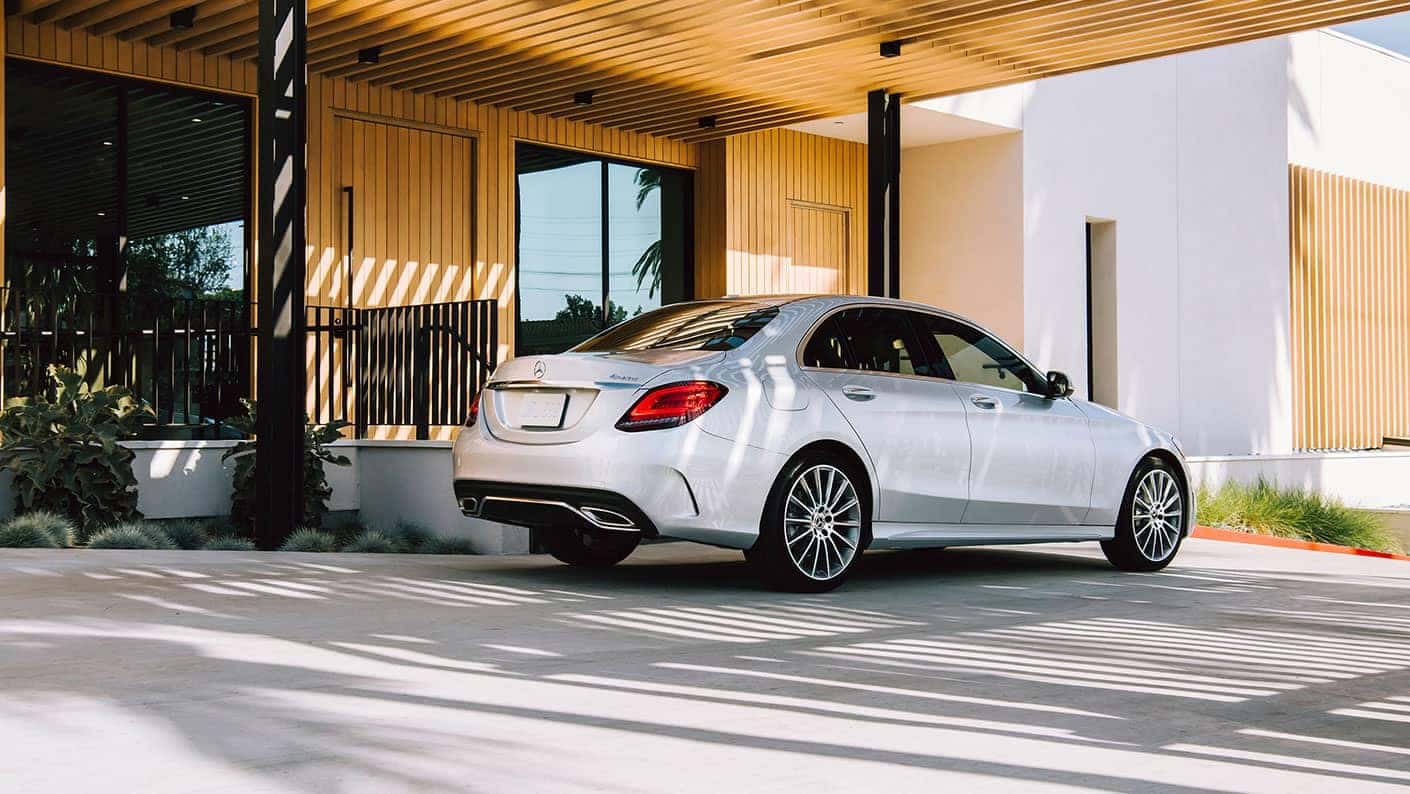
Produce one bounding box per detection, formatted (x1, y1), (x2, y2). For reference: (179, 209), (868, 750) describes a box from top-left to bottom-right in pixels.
(88, 523), (174, 550)
(0, 366), (153, 536)
(205, 536), (257, 551)
(279, 528), (338, 552)
(222, 400), (351, 532)
(421, 535), (476, 555)
(342, 529), (398, 553)
(1197, 478), (1401, 554)
(0, 511), (75, 548)
(385, 521), (433, 552)
(159, 521), (210, 550)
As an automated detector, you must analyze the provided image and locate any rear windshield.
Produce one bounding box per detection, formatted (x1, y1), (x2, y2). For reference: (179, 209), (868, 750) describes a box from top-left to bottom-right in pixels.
(573, 301), (780, 352)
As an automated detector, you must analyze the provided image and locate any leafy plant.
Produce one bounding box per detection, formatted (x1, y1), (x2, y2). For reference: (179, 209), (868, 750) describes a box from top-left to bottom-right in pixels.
(89, 523), (173, 550)
(279, 528), (338, 552)
(1197, 478), (1401, 554)
(159, 520), (210, 551)
(385, 521), (434, 553)
(342, 529), (398, 553)
(0, 511), (75, 548)
(205, 536), (257, 551)
(0, 366), (153, 536)
(222, 400), (351, 532)
(421, 535), (476, 555)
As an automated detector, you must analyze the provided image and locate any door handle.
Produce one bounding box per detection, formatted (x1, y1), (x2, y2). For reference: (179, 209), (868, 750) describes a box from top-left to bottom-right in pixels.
(970, 394), (998, 409)
(841, 385), (875, 401)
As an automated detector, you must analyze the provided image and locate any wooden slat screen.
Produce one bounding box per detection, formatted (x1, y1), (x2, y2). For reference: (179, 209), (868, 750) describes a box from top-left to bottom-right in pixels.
(1289, 164), (1410, 450)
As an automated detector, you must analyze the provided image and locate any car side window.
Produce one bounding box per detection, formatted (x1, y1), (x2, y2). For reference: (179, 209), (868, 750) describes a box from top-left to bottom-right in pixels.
(801, 314), (854, 369)
(830, 308), (927, 376)
(914, 313), (1046, 394)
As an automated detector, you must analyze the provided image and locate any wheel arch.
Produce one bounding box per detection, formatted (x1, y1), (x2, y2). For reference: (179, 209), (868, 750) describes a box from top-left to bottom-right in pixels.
(1134, 446), (1193, 535)
(767, 439), (875, 548)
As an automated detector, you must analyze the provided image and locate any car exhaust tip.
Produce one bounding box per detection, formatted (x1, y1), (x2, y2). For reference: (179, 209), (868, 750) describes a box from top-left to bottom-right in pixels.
(580, 506), (636, 529)
(460, 497), (480, 516)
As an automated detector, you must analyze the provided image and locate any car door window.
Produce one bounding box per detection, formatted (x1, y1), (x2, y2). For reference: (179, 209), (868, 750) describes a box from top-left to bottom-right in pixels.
(801, 313), (855, 369)
(914, 314), (1046, 393)
(830, 308), (927, 376)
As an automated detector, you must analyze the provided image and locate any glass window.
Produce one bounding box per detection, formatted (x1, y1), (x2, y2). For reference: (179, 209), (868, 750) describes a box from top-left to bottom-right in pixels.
(515, 144), (692, 355)
(801, 314), (853, 369)
(575, 301), (778, 352)
(914, 313), (1046, 393)
(821, 308), (926, 376)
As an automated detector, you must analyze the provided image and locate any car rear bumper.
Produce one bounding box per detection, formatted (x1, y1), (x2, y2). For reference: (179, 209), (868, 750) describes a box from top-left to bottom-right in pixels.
(451, 422), (785, 550)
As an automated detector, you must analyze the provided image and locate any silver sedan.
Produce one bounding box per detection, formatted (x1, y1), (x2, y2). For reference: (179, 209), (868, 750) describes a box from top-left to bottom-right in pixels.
(453, 295), (1193, 591)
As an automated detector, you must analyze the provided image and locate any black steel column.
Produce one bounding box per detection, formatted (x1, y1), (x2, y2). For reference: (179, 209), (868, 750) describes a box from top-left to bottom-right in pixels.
(885, 93), (901, 299)
(255, 0), (308, 547)
(866, 90), (886, 297)
(866, 89), (901, 298)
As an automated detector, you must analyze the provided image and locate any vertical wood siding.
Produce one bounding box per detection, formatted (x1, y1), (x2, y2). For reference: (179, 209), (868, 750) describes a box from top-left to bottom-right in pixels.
(719, 129), (867, 297)
(1290, 164), (1410, 450)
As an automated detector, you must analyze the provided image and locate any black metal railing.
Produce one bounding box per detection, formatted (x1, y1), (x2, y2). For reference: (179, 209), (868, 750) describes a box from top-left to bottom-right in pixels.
(1, 288), (497, 439)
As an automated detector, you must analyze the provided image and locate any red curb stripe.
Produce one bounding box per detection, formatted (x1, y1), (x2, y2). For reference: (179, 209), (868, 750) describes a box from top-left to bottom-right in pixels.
(1192, 525), (1410, 562)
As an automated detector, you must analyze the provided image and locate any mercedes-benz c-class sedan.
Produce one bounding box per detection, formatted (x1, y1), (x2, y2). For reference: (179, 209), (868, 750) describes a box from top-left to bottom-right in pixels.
(452, 295), (1193, 591)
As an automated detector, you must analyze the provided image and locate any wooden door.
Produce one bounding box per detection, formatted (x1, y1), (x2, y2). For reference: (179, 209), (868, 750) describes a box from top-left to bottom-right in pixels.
(335, 116), (475, 309)
(786, 200), (850, 294)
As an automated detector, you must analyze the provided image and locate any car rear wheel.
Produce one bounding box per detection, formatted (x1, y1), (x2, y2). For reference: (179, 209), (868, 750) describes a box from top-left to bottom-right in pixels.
(749, 454), (868, 592)
(1102, 457), (1186, 572)
(540, 527), (640, 567)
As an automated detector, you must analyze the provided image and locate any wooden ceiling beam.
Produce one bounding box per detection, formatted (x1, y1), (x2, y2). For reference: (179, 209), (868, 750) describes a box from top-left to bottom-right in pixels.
(117, 0), (245, 41)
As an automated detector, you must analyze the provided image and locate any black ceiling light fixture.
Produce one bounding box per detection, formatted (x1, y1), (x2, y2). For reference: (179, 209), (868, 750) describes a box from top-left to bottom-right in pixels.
(169, 7), (196, 30)
(698, 115), (718, 130)
(357, 46), (382, 65)
(880, 39), (902, 58)
(574, 90), (595, 106)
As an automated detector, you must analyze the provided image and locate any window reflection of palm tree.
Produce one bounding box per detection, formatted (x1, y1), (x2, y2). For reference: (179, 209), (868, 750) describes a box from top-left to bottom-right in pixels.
(631, 168), (663, 298)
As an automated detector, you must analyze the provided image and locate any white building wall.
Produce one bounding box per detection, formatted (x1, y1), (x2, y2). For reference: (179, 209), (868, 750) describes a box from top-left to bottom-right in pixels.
(1289, 30), (1410, 192)
(906, 37), (1296, 457)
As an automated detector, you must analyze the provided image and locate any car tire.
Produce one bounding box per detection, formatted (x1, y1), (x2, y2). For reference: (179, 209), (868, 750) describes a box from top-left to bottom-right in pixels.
(750, 452), (869, 592)
(1102, 456), (1186, 572)
(541, 527), (640, 568)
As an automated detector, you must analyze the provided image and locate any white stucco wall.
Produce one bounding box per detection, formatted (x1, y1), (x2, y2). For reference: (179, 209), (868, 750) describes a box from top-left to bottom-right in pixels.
(904, 37), (1298, 457)
(1288, 30), (1410, 191)
(901, 133), (1025, 344)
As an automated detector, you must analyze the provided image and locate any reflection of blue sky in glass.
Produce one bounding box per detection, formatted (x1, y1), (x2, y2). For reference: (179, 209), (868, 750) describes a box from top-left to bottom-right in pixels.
(216, 220), (245, 290)
(517, 161), (661, 320)
(608, 163), (662, 318)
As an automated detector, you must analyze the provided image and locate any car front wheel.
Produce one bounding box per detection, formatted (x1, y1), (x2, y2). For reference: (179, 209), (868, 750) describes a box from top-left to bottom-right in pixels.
(750, 454), (868, 592)
(1102, 457), (1186, 572)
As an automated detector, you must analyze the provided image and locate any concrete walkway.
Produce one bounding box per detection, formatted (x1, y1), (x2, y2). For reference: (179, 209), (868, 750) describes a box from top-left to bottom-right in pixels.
(2, 539), (1408, 793)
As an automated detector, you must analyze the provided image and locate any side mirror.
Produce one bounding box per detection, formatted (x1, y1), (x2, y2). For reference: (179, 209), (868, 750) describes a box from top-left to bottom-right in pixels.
(1046, 370), (1074, 399)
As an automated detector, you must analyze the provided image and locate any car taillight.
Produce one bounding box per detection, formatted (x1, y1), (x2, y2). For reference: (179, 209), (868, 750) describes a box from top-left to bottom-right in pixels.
(616, 381), (728, 433)
(464, 391), (481, 427)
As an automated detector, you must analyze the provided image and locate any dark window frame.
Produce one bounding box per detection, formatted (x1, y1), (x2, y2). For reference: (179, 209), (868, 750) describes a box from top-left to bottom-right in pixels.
(513, 142), (695, 356)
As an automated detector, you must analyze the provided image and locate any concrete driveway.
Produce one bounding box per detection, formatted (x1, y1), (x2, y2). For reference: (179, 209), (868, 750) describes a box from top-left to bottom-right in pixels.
(2, 539), (1408, 793)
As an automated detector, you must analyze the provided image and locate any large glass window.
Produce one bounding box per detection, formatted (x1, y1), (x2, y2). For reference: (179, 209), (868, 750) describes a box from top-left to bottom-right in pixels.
(5, 60), (250, 303)
(515, 144), (691, 354)
(912, 313), (1046, 394)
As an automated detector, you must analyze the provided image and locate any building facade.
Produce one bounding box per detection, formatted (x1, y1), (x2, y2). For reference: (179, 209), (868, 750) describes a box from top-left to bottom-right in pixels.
(1, 6), (1407, 542)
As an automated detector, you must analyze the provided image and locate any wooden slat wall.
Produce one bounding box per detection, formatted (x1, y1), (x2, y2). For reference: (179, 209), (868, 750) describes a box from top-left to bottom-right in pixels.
(1290, 164), (1410, 451)
(719, 128), (867, 297)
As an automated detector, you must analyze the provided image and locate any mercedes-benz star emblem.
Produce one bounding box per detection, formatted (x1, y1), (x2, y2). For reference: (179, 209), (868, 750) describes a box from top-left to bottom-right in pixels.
(532, 360), (546, 380)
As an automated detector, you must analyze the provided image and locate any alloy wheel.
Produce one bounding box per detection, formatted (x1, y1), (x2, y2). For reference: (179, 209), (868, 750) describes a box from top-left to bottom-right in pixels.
(783, 464), (863, 581)
(1131, 468), (1183, 562)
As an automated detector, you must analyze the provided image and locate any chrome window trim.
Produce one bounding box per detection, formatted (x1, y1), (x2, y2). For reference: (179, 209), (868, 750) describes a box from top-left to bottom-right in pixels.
(794, 300), (1054, 398)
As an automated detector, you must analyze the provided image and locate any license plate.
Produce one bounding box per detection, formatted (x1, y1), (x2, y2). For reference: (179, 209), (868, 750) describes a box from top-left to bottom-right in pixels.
(518, 393), (568, 428)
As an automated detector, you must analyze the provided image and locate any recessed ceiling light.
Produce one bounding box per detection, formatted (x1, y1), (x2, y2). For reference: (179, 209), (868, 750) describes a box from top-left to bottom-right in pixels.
(97, 211), (106, 217)
(170, 7), (196, 29)
(102, 140), (113, 145)
(880, 40), (902, 58)
(180, 195), (191, 201)
(698, 115), (718, 130)
(357, 46), (382, 65)
(191, 117), (202, 123)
